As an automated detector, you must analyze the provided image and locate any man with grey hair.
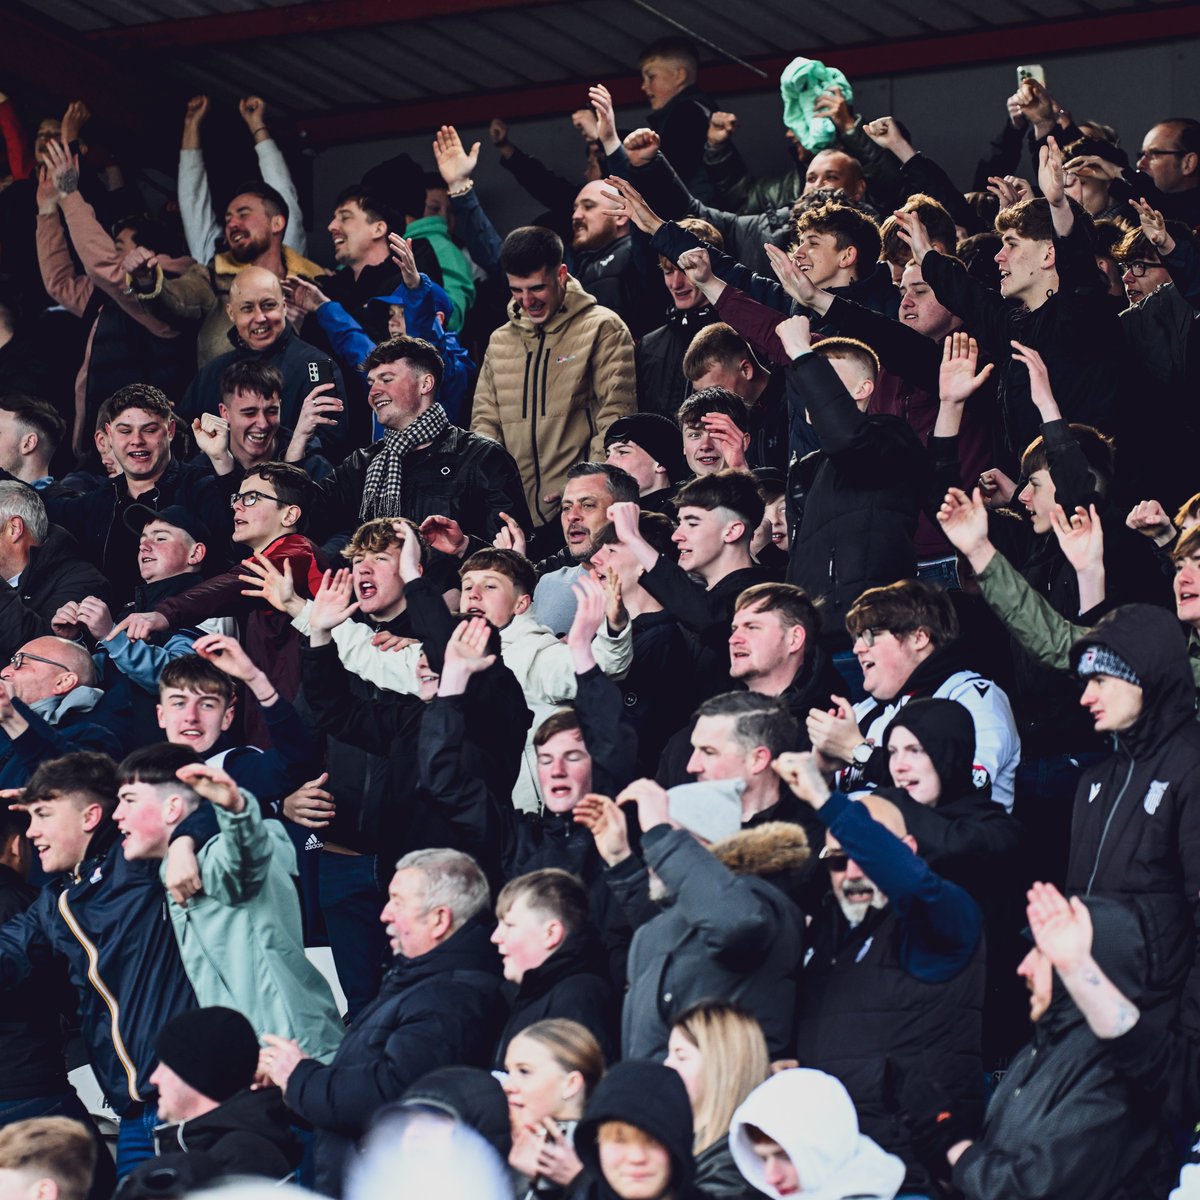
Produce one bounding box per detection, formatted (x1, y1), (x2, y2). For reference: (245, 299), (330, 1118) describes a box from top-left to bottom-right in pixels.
(260, 848), (504, 1195)
(0, 482), (108, 662)
(0, 634), (120, 787)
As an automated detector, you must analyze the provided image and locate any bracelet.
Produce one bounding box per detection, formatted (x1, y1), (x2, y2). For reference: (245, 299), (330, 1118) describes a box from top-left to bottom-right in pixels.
(448, 179), (475, 198)
(259, 690), (279, 706)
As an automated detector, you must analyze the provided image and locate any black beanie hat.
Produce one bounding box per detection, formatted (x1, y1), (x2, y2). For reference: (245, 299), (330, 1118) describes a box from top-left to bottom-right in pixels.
(603, 413), (688, 485)
(882, 697), (981, 802)
(155, 1007), (260, 1103)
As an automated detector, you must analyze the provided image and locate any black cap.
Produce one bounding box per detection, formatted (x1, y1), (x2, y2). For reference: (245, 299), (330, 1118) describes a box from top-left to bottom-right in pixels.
(124, 503), (211, 547)
(155, 1007), (260, 1103)
(603, 413), (688, 484)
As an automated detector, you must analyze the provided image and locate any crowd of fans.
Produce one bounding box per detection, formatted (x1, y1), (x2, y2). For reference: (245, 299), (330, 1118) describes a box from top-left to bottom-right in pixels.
(0, 31), (1199, 1200)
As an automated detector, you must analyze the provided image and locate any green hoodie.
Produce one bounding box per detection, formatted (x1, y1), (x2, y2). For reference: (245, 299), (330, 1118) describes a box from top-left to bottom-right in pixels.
(405, 215), (475, 331)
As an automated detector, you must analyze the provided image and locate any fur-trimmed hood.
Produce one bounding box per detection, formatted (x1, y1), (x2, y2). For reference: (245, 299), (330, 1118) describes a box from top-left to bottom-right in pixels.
(711, 821), (811, 877)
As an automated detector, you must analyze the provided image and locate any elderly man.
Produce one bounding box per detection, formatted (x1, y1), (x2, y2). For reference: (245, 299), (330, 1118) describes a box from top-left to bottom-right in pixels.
(178, 267), (348, 455)
(259, 848), (504, 1196)
(0, 482), (107, 663)
(0, 636), (119, 787)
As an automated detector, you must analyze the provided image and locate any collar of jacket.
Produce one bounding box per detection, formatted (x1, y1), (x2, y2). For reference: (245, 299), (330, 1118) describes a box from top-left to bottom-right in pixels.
(664, 301), (714, 329)
(226, 321), (293, 356)
(387, 913), (501, 985)
(507, 275), (596, 337)
(212, 245), (329, 281)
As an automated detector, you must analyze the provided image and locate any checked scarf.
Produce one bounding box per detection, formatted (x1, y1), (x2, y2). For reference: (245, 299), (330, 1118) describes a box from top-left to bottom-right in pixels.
(360, 403), (449, 520)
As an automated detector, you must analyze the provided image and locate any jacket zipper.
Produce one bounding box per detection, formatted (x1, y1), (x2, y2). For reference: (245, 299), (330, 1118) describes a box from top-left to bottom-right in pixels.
(529, 329), (546, 523)
(1085, 752), (1136, 894)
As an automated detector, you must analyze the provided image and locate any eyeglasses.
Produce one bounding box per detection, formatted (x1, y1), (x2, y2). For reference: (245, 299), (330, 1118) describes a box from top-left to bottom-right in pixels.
(229, 489), (286, 509)
(8, 651), (73, 672)
(819, 847), (849, 872)
(1121, 260), (1160, 278)
(1141, 148), (1187, 159)
(853, 627), (892, 648)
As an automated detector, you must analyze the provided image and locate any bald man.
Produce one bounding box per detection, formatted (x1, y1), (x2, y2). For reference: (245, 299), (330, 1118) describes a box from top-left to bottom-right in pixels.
(0, 636), (120, 787)
(180, 266), (348, 459)
(775, 751), (985, 1195)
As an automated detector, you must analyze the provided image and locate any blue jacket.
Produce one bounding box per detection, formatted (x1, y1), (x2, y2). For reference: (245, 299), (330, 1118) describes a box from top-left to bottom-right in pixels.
(0, 695), (121, 790)
(314, 276), (474, 428)
(0, 820), (196, 1115)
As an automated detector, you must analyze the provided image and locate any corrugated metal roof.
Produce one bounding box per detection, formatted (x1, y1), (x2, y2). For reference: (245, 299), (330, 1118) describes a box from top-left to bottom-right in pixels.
(9, 0), (1194, 141)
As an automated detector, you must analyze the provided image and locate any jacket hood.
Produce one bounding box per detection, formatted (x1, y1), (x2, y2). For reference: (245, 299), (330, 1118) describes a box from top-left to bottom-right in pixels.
(1069, 604), (1196, 757)
(164, 1086), (300, 1163)
(213, 244), (328, 280)
(394, 1066), (512, 1161)
(882, 697), (981, 802)
(710, 822), (811, 877)
(368, 278), (456, 323)
(729, 1069), (905, 1200)
(507, 274), (596, 338)
(576, 1061), (696, 1196)
(28, 685), (104, 725)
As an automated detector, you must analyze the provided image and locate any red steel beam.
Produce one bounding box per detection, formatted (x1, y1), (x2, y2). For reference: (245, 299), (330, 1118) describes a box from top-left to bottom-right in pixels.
(86, 0), (561, 51)
(292, 4), (1200, 144)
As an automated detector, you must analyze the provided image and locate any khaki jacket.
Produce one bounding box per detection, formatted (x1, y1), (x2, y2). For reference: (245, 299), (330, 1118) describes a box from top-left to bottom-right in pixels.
(472, 277), (635, 527)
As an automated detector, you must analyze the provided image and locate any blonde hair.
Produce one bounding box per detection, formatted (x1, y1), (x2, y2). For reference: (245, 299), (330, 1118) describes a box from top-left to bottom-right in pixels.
(517, 1018), (606, 1098)
(672, 1002), (768, 1153)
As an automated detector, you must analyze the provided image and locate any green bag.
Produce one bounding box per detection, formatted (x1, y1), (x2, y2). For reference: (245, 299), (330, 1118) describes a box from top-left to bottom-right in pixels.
(780, 56), (854, 151)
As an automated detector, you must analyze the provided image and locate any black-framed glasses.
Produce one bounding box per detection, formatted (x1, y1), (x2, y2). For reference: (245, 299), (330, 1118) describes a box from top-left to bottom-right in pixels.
(1121, 260), (1160, 278)
(230, 489), (286, 509)
(1141, 148), (1187, 159)
(9, 651), (72, 672)
(819, 847), (849, 872)
(853, 626), (891, 649)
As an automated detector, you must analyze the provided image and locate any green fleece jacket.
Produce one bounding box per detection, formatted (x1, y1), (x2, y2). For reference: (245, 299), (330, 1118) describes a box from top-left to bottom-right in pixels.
(977, 549), (1200, 692)
(164, 798), (344, 1062)
(404, 215), (475, 331)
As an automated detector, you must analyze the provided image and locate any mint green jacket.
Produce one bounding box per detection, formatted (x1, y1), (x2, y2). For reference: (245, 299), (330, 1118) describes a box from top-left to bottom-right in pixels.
(163, 800), (344, 1062)
(404, 214), (475, 331)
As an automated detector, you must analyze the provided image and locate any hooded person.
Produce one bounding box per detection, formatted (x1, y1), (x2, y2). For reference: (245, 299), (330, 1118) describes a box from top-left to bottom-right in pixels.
(905, 897), (1174, 1200)
(116, 1007), (301, 1196)
(1065, 605), (1200, 1038)
(728, 1068), (904, 1200)
(391, 1066), (512, 1163)
(573, 1061), (702, 1200)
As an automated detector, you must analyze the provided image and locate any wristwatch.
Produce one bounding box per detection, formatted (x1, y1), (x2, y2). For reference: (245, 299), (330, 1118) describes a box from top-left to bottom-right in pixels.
(851, 741), (873, 767)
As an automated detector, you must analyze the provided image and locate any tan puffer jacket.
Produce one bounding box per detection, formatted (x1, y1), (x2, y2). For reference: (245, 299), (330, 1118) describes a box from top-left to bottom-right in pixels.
(472, 276), (635, 527)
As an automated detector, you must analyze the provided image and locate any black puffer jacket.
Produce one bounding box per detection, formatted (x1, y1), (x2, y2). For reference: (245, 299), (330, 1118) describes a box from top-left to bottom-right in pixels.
(952, 899), (1172, 1200)
(634, 303), (719, 419)
(117, 1087), (300, 1196)
(784, 353), (928, 646)
(285, 916), (505, 1196)
(1066, 605), (1200, 1021)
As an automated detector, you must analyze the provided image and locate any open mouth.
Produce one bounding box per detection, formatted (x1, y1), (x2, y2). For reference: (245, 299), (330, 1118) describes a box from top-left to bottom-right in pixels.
(694, 453), (721, 467)
(548, 783), (574, 801)
(842, 883), (876, 903)
(464, 605), (485, 617)
(371, 395), (391, 411)
(245, 429), (270, 444)
(566, 525), (588, 545)
(358, 581), (377, 600)
(126, 449), (151, 465)
(229, 230), (249, 247)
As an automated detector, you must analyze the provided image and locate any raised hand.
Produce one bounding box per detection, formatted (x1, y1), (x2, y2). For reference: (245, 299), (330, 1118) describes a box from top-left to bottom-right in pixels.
(890, 208), (933, 262)
(939, 332), (994, 406)
(812, 85), (854, 133)
(492, 511), (527, 556)
(183, 95), (209, 127)
(1049, 504), (1104, 575)
(433, 125), (479, 190)
(387, 233), (421, 288)
(308, 568), (358, 634)
(51, 601), (82, 639)
(701, 412), (749, 470)
(571, 108), (599, 142)
(43, 139), (79, 196)
(393, 520), (423, 583)
(707, 111), (738, 146)
(1038, 136), (1067, 208)
(601, 175), (663, 236)
(976, 468), (1017, 510)
(239, 96), (267, 135)
(616, 777), (672, 832)
(283, 773), (335, 829)
(588, 85), (620, 154)
(191, 415), (230, 464)
(602, 566), (627, 632)
(238, 552), (300, 616)
(804, 697), (863, 768)
(1126, 499), (1175, 544)
(986, 175), (1031, 208)
(165, 838), (202, 907)
(191, 633), (261, 682)
(60, 100), (91, 147)
(1062, 153), (1122, 183)
(419, 514), (469, 558)
(176, 760), (244, 813)
(1026, 881), (1093, 975)
(1129, 196), (1174, 255)
(566, 575), (608, 674)
(764, 242), (826, 311)
(676, 246), (714, 287)
(122, 245), (159, 289)
(291, 383), (343, 445)
(573, 793), (631, 865)
(775, 313), (813, 361)
(442, 616), (496, 678)
(1010, 340), (1060, 420)
(862, 116), (914, 162)
(606, 501), (642, 548)
(772, 751), (832, 809)
(937, 487), (992, 558)
(108, 610), (168, 643)
(621, 128), (661, 168)
(282, 274), (331, 315)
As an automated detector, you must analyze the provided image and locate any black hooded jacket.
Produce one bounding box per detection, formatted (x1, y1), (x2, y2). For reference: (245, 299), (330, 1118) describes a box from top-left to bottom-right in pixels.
(396, 1065), (512, 1162)
(952, 899), (1172, 1200)
(1065, 605), (1200, 1024)
(574, 1061), (702, 1200)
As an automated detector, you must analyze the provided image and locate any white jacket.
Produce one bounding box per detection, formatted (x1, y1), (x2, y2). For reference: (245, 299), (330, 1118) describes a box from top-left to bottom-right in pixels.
(730, 1069), (903, 1200)
(292, 605), (632, 811)
(847, 669), (1021, 812)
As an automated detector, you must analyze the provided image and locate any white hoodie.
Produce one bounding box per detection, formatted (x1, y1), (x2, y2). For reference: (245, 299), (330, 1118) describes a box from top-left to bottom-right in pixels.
(729, 1069), (903, 1200)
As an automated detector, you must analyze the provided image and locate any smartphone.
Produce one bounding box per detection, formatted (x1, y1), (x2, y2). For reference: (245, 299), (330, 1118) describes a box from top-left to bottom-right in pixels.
(200, 411), (229, 436)
(1017, 64), (1046, 88)
(307, 359), (335, 387)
